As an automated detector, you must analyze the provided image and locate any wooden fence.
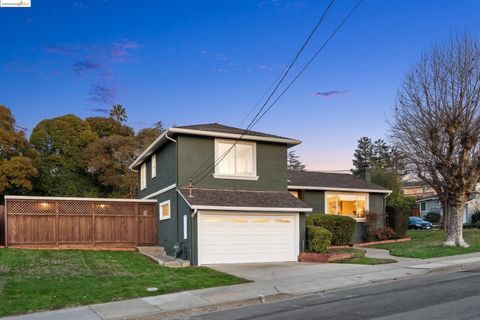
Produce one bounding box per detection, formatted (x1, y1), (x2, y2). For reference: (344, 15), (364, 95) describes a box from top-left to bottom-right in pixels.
(4, 196), (157, 248)
(0, 205), (4, 246)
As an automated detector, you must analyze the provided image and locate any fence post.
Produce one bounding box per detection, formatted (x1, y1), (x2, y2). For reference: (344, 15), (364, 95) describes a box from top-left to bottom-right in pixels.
(134, 203), (139, 246)
(92, 203), (95, 247)
(3, 201), (7, 247)
(55, 201), (59, 247)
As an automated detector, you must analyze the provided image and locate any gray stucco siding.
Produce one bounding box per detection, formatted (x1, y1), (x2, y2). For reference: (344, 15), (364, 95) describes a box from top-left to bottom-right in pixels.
(369, 193), (386, 227)
(176, 134), (288, 191)
(177, 193), (194, 262)
(302, 190), (325, 213)
(138, 140), (177, 199)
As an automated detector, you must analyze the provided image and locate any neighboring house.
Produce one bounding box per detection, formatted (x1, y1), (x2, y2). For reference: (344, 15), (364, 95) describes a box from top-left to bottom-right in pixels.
(288, 170), (391, 243)
(129, 123), (390, 265)
(402, 181), (436, 199)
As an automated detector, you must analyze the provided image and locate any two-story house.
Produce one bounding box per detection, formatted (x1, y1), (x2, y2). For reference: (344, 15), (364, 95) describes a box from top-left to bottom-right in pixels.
(130, 123), (391, 265)
(129, 123), (312, 265)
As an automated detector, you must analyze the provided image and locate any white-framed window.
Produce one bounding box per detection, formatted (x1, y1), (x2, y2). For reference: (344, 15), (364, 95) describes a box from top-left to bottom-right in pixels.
(214, 139), (257, 180)
(140, 163), (147, 190)
(325, 191), (368, 220)
(159, 200), (171, 220)
(151, 154), (157, 179)
(420, 202), (427, 212)
(183, 215), (188, 239)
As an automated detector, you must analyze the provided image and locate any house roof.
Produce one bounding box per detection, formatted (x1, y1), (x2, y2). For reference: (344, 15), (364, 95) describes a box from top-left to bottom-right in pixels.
(403, 181), (429, 188)
(287, 170), (391, 193)
(130, 123), (301, 170)
(177, 187), (312, 212)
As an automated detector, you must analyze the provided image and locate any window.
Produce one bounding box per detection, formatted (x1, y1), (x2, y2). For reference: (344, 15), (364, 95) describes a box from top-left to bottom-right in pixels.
(183, 215), (188, 239)
(290, 191), (299, 198)
(160, 200), (171, 220)
(420, 202), (427, 212)
(214, 139), (257, 179)
(325, 192), (368, 220)
(140, 163), (147, 190)
(151, 154), (156, 178)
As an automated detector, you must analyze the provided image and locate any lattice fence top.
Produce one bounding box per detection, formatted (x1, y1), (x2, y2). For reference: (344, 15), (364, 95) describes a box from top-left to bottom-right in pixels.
(6, 199), (156, 216)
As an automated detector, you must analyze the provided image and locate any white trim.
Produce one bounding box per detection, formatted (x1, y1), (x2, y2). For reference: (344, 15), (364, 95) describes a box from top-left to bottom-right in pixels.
(140, 163), (147, 190)
(177, 188), (192, 207)
(213, 174), (259, 181)
(4, 195), (157, 203)
(214, 139), (257, 179)
(151, 154), (157, 179)
(159, 200), (171, 220)
(190, 205), (312, 212)
(129, 130), (169, 169)
(129, 126), (301, 170)
(142, 184), (176, 199)
(170, 127), (301, 146)
(183, 215), (188, 240)
(288, 185), (392, 194)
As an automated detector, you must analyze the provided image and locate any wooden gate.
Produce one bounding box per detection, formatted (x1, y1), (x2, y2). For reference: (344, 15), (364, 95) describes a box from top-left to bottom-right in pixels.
(4, 196), (157, 248)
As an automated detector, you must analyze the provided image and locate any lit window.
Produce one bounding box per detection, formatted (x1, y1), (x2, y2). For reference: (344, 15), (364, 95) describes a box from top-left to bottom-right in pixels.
(214, 139), (256, 179)
(151, 154), (156, 178)
(160, 200), (171, 220)
(140, 163), (147, 190)
(326, 192), (368, 220)
(290, 191), (299, 198)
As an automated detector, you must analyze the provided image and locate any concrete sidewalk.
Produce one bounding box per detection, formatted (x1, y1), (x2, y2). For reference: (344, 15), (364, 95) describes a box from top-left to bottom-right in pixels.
(4, 250), (480, 320)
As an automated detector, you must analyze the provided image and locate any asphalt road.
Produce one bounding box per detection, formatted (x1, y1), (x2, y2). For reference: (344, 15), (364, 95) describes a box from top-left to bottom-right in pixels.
(175, 268), (480, 320)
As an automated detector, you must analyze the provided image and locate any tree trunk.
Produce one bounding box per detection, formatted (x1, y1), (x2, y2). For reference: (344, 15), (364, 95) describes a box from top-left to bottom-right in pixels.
(444, 200), (468, 247)
(441, 199), (449, 230)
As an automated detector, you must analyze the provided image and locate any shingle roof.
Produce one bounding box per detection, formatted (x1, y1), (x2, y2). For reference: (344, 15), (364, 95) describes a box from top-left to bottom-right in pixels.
(173, 123), (293, 140)
(403, 181), (428, 187)
(288, 170), (389, 192)
(178, 187), (311, 210)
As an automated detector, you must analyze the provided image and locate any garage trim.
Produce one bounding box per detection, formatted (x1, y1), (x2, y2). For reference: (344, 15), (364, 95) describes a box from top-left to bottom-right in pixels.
(197, 210), (300, 265)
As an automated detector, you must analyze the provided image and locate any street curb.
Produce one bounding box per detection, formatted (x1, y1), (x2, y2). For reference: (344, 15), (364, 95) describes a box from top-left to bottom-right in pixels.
(424, 260), (480, 274)
(127, 293), (292, 320)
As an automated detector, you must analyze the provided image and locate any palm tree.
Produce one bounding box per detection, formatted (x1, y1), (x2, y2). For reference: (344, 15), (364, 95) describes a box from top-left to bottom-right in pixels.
(109, 104), (127, 123)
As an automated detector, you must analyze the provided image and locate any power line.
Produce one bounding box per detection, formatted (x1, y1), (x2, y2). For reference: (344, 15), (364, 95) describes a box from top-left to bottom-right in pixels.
(188, 0), (336, 185)
(192, 0), (363, 186)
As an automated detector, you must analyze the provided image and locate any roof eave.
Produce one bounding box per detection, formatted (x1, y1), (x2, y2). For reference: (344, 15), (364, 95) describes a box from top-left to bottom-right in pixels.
(288, 185), (392, 194)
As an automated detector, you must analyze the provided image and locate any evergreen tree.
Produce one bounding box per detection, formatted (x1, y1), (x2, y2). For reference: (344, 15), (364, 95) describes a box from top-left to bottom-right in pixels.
(352, 137), (373, 169)
(287, 150), (306, 171)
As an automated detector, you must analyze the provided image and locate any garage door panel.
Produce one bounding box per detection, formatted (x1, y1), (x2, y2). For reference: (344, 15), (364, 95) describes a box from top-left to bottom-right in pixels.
(198, 212), (298, 265)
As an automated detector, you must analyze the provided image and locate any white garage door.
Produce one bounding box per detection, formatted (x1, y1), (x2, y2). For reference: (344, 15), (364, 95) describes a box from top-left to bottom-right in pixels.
(198, 212), (299, 265)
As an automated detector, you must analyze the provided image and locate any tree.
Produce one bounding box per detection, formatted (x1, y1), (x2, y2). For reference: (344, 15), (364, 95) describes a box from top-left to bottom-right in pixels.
(30, 114), (99, 196)
(136, 127), (163, 152)
(86, 117), (134, 138)
(287, 150), (306, 171)
(0, 106), (38, 197)
(372, 139), (391, 169)
(352, 137), (373, 169)
(109, 104), (127, 123)
(390, 34), (480, 248)
(83, 135), (137, 198)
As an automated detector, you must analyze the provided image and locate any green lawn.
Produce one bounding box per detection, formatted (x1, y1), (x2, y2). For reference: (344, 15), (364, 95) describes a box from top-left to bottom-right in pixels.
(369, 229), (480, 259)
(330, 248), (397, 265)
(0, 249), (246, 317)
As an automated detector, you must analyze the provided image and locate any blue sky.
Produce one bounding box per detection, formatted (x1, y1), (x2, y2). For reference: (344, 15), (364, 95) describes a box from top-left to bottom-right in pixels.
(1, 0), (479, 170)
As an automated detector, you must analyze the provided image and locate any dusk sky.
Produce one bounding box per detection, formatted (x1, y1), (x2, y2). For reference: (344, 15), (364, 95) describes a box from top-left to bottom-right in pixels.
(1, 0), (479, 171)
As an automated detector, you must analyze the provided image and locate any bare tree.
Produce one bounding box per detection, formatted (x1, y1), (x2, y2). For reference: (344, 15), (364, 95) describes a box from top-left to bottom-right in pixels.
(390, 34), (480, 247)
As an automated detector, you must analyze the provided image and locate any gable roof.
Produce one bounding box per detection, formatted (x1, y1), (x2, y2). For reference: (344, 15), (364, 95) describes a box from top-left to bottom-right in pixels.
(178, 187), (312, 212)
(287, 170), (391, 193)
(130, 123), (301, 169)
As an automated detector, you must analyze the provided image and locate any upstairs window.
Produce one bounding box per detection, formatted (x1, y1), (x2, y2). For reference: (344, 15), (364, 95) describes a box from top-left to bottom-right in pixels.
(140, 163), (147, 190)
(151, 154), (157, 178)
(214, 139), (257, 179)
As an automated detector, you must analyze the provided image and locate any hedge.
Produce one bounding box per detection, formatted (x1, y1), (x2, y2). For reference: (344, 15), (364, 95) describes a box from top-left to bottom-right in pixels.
(306, 226), (332, 253)
(306, 214), (356, 245)
(386, 205), (409, 238)
(424, 211), (441, 224)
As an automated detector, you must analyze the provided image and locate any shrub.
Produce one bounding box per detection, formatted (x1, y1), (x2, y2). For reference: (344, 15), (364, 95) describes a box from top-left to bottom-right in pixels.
(306, 214), (356, 245)
(386, 205), (409, 238)
(306, 226), (332, 253)
(424, 211), (441, 224)
(471, 210), (480, 225)
(365, 211), (397, 242)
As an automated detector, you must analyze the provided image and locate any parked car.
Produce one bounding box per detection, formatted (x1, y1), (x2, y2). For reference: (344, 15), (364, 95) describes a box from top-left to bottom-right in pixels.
(409, 216), (433, 230)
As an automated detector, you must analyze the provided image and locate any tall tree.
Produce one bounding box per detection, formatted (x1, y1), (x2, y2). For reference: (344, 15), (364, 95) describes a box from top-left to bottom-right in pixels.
(86, 117), (134, 138)
(136, 127), (163, 152)
(372, 139), (391, 169)
(0, 105), (38, 196)
(352, 137), (373, 170)
(30, 114), (99, 196)
(109, 104), (127, 123)
(287, 150), (306, 171)
(390, 34), (480, 247)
